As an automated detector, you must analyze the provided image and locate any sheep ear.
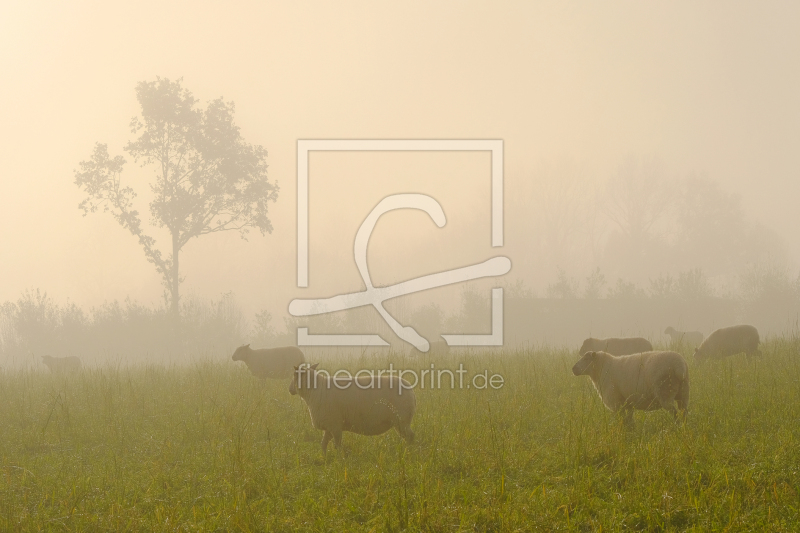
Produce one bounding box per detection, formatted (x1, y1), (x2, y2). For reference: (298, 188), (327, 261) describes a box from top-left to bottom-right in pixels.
(245, 344), (250, 348)
(310, 363), (319, 370)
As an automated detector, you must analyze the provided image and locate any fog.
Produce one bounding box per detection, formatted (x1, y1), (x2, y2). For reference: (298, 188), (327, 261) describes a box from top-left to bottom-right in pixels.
(1, 2), (799, 359)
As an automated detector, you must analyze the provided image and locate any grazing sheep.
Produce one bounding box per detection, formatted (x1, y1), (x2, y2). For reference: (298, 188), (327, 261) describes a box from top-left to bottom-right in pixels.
(289, 363), (416, 453)
(579, 337), (653, 356)
(693, 324), (761, 361)
(41, 355), (82, 373)
(231, 344), (306, 379)
(664, 327), (704, 348)
(572, 350), (689, 427)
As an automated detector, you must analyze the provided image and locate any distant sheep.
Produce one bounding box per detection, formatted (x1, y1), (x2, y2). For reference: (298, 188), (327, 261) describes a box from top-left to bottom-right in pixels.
(664, 327), (704, 348)
(231, 344), (306, 379)
(289, 363), (416, 453)
(41, 355), (82, 373)
(579, 337), (653, 356)
(693, 325), (761, 361)
(572, 350), (689, 427)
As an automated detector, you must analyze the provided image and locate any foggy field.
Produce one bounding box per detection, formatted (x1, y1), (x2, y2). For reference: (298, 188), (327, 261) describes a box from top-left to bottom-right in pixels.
(1, 342), (799, 532)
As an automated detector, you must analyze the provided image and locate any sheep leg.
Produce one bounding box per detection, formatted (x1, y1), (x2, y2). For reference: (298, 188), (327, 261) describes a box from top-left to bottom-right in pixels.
(332, 429), (344, 451)
(396, 424), (415, 444)
(746, 349), (762, 359)
(675, 380), (690, 422)
(620, 406), (634, 429)
(321, 430), (334, 453)
(664, 403), (679, 420)
(655, 385), (679, 419)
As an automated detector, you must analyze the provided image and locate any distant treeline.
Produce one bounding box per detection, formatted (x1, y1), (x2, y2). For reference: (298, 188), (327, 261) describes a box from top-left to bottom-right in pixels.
(2, 265), (799, 364)
(0, 290), (248, 365)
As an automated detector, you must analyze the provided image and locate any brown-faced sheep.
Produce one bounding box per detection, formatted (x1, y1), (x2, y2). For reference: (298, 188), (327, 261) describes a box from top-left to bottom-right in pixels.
(289, 363), (416, 453)
(41, 355), (82, 373)
(572, 350), (689, 428)
(664, 327), (704, 348)
(231, 344), (306, 379)
(579, 337), (653, 356)
(693, 324), (761, 361)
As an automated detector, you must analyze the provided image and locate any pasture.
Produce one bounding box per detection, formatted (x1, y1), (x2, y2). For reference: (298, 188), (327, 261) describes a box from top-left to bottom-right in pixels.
(1, 339), (799, 531)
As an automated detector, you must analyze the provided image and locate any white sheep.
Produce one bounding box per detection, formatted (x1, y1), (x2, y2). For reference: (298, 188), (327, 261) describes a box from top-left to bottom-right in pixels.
(693, 324), (761, 361)
(664, 327), (704, 348)
(572, 350), (689, 427)
(41, 355), (82, 373)
(289, 363), (416, 453)
(579, 337), (653, 356)
(231, 344), (306, 379)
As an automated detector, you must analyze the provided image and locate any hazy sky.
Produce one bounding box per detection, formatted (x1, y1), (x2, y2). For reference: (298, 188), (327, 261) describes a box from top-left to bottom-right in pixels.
(1, 1), (798, 325)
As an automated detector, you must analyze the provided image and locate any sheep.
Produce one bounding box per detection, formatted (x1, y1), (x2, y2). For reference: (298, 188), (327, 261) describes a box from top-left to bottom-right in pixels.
(289, 363), (416, 453)
(572, 350), (689, 428)
(41, 355), (82, 373)
(231, 344), (306, 379)
(693, 324), (761, 361)
(579, 337), (653, 356)
(664, 327), (704, 348)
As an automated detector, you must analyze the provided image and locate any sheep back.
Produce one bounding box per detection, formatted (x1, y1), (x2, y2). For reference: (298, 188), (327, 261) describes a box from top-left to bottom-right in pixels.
(694, 325), (760, 360)
(579, 337), (653, 356)
(232, 344), (306, 379)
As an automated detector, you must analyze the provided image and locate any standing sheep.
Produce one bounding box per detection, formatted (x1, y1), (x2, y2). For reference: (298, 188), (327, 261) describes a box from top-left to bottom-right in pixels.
(693, 325), (761, 361)
(664, 327), (704, 348)
(289, 363), (416, 453)
(41, 355), (82, 373)
(572, 350), (689, 428)
(231, 344), (306, 379)
(579, 337), (653, 356)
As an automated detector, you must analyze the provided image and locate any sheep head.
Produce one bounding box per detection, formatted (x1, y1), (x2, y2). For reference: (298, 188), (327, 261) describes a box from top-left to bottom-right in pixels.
(231, 344), (251, 361)
(579, 338), (596, 356)
(289, 363), (319, 395)
(572, 351), (600, 376)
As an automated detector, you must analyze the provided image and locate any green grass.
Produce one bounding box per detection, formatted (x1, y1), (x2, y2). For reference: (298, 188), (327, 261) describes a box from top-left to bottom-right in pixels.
(1, 340), (799, 531)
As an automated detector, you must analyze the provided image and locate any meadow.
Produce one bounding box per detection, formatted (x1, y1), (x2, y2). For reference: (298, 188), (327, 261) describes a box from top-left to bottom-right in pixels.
(1, 340), (799, 532)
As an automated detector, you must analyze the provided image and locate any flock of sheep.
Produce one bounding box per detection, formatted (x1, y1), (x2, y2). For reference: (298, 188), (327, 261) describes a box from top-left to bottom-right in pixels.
(34, 323), (762, 453)
(232, 343), (415, 453)
(573, 324), (761, 427)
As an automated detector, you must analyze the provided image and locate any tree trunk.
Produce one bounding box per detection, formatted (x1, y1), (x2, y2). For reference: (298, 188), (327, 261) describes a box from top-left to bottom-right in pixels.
(171, 232), (180, 322)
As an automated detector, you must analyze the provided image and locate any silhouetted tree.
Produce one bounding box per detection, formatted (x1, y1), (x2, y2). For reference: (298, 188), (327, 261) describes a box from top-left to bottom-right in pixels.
(607, 278), (645, 299)
(583, 267), (606, 299)
(546, 267), (579, 299)
(74, 78), (278, 321)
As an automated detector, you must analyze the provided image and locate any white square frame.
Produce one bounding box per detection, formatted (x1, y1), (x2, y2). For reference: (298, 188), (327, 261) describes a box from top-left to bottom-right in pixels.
(295, 139), (505, 348)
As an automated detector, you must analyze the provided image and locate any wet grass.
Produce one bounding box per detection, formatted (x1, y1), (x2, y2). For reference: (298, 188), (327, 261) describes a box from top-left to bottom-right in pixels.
(0, 339), (799, 531)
